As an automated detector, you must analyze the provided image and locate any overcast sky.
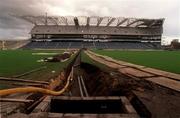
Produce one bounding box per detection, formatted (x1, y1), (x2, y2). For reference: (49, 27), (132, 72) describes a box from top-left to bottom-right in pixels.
(0, 0), (179, 40)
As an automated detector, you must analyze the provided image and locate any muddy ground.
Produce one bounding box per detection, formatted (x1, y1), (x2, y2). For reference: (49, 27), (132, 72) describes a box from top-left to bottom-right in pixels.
(78, 62), (180, 118)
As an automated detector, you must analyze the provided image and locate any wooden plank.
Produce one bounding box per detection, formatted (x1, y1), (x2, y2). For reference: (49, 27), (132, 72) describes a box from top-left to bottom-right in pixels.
(119, 68), (153, 78)
(145, 77), (180, 92)
(86, 51), (180, 92)
(143, 68), (180, 81)
(0, 98), (33, 103)
(0, 76), (49, 84)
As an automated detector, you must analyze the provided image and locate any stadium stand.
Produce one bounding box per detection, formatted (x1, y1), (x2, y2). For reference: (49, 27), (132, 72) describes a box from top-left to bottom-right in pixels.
(20, 16), (164, 50)
(22, 40), (161, 49)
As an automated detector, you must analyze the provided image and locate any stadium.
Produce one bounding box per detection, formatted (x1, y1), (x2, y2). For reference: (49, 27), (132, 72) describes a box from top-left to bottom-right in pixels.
(0, 14), (180, 118)
(21, 16), (163, 49)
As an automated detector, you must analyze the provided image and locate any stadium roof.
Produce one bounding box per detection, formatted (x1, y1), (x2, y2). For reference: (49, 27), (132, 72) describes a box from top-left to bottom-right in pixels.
(20, 16), (164, 28)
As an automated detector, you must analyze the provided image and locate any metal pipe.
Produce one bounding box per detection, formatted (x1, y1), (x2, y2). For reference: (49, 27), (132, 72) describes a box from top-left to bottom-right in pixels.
(77, 76), (84, 97)
(80, 76), (89, 97)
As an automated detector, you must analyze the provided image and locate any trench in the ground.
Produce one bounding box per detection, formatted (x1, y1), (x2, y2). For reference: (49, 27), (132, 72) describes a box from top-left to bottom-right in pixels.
(20, 51), (151, 117)
(79, 62), (151, 117)
(50, 61), (152, 116)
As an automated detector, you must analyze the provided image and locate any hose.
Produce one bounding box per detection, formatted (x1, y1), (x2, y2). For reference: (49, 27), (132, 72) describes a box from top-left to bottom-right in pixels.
(0, 71), (72, 96)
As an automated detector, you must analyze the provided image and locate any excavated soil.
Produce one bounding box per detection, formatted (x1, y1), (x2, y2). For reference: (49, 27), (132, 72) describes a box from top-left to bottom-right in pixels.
(44, 52), (72, 62)
(80, 62), (180, 118)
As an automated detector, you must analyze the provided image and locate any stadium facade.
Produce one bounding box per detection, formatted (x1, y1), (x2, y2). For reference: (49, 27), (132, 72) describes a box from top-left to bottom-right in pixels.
(21, 16), (164, 49)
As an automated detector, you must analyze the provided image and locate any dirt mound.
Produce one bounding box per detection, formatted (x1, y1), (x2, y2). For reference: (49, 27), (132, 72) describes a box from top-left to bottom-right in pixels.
(44, 52), (73, 62)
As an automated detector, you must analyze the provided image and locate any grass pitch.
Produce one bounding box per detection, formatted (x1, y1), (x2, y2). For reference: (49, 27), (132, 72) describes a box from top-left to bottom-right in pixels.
(81, 51), (108, 70)
(0, 50), (73, 80)
(93, 50), (180, 74)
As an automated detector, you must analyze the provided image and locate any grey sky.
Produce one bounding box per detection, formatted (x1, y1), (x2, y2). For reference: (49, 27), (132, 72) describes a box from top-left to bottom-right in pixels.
(0, 0), (179, 39)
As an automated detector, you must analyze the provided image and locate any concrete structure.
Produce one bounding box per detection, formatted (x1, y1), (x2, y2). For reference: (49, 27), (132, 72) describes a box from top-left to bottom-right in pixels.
(7, 96), (139, 118)
(20, 16), (164, 40)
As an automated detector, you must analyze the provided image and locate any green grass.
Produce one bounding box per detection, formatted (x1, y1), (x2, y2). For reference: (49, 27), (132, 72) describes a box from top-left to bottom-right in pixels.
(81, 51), (110, 70)
(93, 50), (180, 74)
(0, 50), (61, 76)
(0, 49), (76, 89)
(19, 55), (75, 81)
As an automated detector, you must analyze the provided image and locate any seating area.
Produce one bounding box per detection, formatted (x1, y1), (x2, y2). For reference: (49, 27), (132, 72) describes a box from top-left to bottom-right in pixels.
(22, 41), (161, 49)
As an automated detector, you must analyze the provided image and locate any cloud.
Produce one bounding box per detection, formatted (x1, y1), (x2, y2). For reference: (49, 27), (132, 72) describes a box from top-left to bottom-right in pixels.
(0, 0), (179, 39)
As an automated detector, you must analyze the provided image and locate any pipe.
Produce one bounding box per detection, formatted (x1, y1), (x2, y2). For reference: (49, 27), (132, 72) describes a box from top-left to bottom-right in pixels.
(0, 71), (72, 96)
(77, 76), (84, 97)
(80, 76), (89, 97)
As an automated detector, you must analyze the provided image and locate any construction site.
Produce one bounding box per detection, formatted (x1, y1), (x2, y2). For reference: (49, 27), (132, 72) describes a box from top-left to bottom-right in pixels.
(0, 15), (180, 118)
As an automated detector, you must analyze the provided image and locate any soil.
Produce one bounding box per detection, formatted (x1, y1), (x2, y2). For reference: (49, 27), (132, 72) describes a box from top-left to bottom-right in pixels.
(44, 52), (72, 62)
(79, 62), (180, 118)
